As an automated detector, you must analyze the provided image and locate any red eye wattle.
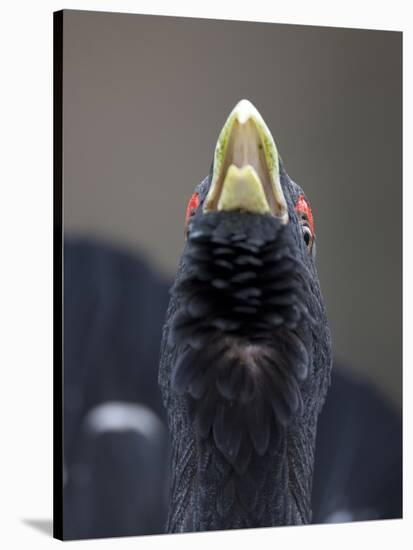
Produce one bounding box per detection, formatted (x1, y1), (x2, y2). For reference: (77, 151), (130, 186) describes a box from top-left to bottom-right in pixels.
(295, 194), (315, 236)
(185, 192), (200, 230)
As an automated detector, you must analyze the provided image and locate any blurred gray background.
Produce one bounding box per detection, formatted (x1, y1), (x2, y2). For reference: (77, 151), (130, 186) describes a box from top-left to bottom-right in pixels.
(62, 10), (402, 409)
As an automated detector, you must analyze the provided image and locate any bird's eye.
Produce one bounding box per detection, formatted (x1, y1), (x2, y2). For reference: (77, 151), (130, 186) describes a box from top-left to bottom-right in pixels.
(301, 224), (313, 250)
(185, 192), (200, 235)
(295, 194), (315, 254)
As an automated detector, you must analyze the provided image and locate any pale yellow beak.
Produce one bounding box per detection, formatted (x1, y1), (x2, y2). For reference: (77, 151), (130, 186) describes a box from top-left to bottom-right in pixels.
(204, 99), (288, 223)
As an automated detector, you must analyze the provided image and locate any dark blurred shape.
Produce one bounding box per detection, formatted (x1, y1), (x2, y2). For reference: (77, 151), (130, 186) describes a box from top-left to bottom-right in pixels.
(63, 238), (170, 539)
(312, 366), (402, 523)
(63, 238), (402, 539)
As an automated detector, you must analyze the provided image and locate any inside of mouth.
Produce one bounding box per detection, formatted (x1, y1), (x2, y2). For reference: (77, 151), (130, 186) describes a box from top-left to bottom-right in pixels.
(208, 119), (279, 214)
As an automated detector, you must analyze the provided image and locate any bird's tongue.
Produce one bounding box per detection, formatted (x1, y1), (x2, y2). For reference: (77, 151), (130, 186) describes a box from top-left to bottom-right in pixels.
(216, 119), (272, 214)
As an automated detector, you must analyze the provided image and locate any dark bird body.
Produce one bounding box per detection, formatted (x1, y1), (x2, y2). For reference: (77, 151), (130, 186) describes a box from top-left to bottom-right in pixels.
(63, 238), (401, 538)
(159, 100), (333, 532)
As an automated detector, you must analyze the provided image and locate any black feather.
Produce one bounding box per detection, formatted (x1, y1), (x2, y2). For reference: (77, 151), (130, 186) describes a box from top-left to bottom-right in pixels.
(246, 401), (271, 455)
(172, 347), (199, 394)
(217, 477), (235, 518)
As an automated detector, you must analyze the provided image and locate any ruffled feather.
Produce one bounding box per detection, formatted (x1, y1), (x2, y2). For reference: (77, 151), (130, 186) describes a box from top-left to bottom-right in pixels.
(170, 212), (311, 472)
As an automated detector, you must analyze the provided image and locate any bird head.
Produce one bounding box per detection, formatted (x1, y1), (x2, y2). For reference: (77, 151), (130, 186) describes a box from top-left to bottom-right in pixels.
(160, 99), (332, 476)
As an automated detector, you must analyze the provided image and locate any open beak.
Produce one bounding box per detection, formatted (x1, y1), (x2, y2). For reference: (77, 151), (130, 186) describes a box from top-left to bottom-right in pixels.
(204, 99), (288, 224)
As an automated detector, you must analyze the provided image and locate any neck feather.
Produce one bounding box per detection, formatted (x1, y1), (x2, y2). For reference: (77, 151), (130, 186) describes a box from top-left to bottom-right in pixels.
(165, 402), (316, 532)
